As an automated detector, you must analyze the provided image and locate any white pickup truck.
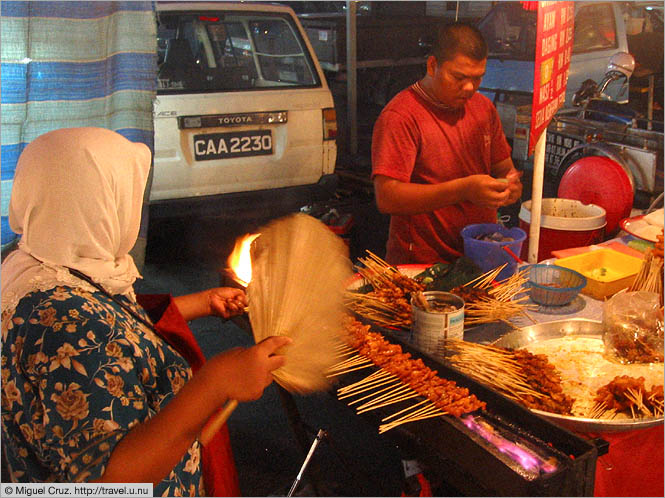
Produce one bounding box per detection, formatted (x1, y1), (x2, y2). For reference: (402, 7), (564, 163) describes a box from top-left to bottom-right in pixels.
(151, 2), (338, 222)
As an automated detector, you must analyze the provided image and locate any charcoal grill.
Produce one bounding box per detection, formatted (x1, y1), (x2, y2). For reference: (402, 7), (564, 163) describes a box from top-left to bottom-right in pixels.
(334, 332), (600, 496)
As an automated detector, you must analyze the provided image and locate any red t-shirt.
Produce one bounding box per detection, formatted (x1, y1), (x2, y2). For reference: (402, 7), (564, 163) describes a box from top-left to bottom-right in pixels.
(371, 87), (512, 265)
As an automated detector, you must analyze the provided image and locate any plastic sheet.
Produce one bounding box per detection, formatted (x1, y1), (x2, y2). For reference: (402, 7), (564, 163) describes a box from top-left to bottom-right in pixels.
(603, 291), (664, 364)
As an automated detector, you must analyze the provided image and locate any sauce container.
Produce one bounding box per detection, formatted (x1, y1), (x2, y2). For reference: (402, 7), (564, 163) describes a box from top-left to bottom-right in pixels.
(411, 291), (465, 356)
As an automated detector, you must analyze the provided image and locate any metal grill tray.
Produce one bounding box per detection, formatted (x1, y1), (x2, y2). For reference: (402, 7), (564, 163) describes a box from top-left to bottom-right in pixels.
(492, 318), (664, 433)
(336, 332), (598, 496)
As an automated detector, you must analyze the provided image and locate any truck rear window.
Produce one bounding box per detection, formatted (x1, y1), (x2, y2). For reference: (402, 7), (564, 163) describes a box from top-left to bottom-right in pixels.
(157, 11), (320, 93)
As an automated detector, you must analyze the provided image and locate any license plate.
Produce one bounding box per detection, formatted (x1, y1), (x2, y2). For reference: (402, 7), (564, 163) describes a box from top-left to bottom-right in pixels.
(193, 130), (273, 161)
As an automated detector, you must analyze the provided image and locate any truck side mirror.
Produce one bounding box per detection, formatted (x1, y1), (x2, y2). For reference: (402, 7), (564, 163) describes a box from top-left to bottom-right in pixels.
(597, 52), (635, 96)
(606, 52), (635, 79)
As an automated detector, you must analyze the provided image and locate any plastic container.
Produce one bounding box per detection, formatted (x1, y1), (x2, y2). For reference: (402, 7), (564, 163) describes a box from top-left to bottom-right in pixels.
(519, 198), (606, 262)
(554, 249), (643, 300)
(461, 224), (526, 281)
(557, 155), (633, 236)
(526, 264), (587, 306)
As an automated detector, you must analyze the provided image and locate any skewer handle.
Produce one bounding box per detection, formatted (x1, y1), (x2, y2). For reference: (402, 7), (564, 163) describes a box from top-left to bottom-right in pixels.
(200, 399), (238, 445)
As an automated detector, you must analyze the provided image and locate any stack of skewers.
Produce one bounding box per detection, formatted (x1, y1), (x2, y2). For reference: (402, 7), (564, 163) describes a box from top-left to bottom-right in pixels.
(450, 264), (534, 326)
(443, 340), (664, 421)
(344, 251), (424, 329)
(327, 316), (486, 433)
(590, 375), (664, 420)
(629, 228), (664, 303)
(441, 340), (574, 415)
(344, 251), (534, 330)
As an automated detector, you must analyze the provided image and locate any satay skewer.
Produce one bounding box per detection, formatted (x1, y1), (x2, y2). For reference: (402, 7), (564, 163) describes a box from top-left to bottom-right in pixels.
(356, 385), (417, 411)
(337, 370), (395, 394)
(379, 405), (446, 433)
(338, 378), (402, 400)
(347, 381), (405, 406)
(327, 355), (372, 372)
(357, 392), (421, 414)
(326, 363), (375, 377)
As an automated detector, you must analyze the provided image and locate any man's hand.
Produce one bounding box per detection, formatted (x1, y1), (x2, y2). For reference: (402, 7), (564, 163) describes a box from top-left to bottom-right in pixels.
(502, 169), (523, 206)
(464, 174), (512, 209)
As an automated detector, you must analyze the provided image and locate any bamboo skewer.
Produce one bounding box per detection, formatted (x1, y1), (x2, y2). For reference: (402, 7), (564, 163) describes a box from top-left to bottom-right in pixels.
(381, 401), (443, 426)
(346, 380), (403, 405)
(335, 360), (451, 430)
(379, 412), (445, 433)
(464, 264), (506, 288)
(625, 387), (653, 418)
(381, 399), (430, 422)
(326, 354), (372, 372)
(337, 370), (395, 395)
(326, 363), (375, 377)
(378, 404), (447, 433)
(356, 385), (416, 411)
(337, 377), (402, 400)
(356, 392), (420, 414)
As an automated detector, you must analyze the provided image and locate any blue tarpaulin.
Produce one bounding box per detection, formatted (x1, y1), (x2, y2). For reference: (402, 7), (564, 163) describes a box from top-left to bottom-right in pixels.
(1, 1), (156, 250)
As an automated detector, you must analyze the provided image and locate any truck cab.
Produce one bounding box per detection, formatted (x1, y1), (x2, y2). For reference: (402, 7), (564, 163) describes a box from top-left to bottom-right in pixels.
(479, 2), (633, 107)
(476, 1), (663, 167)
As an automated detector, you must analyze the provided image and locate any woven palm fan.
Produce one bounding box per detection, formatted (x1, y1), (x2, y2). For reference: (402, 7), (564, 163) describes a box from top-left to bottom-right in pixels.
(201, 213), (352, 443)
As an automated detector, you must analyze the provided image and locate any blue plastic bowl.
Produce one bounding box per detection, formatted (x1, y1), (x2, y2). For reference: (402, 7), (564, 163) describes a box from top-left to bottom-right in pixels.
(461, 223), (527, 281)
(527, 264), (587, 306)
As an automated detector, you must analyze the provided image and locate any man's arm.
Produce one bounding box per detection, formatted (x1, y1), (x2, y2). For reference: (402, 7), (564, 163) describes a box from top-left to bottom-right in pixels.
(373, 173), (512, 214)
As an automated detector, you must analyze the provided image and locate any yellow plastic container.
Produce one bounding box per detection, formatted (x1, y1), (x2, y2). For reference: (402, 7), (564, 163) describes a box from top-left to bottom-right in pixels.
(554, 249), (643, 300)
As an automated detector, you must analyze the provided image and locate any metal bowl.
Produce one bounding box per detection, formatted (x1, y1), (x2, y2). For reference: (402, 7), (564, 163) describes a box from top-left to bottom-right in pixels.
(493, 319), (664, 433)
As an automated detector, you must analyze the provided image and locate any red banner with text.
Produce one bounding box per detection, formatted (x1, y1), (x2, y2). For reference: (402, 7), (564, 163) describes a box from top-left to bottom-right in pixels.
(529, 1), (575, 154)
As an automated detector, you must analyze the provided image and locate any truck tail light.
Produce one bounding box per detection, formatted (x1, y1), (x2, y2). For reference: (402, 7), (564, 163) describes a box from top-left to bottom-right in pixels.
(323, 108), (337, 140)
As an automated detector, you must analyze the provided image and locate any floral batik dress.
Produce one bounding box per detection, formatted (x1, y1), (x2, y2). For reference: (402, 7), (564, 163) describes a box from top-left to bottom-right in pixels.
(1, 285), (204, 496)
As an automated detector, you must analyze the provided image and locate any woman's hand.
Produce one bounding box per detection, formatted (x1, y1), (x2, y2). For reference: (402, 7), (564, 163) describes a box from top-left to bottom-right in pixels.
(209, 336), (292, 401)
(173, 287), (248, 321)
(98, 334), (291, 485)
(207, 287), (248, 319)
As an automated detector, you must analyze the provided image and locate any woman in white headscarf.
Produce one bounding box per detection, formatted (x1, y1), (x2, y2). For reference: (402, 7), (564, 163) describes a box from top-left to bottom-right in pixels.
(1, 128), (290, 495)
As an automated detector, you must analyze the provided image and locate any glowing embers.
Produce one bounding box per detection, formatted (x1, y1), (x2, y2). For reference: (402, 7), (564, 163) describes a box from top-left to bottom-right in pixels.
(462, 415), (559, 477)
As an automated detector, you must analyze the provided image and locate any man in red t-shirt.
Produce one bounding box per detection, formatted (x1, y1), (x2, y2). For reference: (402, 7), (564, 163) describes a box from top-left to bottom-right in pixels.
(372, 22), (522, 265)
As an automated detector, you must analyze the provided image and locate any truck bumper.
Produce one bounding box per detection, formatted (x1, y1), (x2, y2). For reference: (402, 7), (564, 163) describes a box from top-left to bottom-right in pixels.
(148, 173), (339, 222)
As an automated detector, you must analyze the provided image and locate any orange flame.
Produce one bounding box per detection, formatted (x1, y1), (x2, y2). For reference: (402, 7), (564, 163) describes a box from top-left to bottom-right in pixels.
(227, 233), (260, 287)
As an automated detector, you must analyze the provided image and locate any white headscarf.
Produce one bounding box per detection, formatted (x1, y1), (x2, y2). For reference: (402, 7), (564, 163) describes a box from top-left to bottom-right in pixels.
(1, 127), (151, 316)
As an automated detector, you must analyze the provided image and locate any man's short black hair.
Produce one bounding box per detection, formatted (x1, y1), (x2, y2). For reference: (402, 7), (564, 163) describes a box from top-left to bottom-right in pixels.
(432, 22), (488, 64)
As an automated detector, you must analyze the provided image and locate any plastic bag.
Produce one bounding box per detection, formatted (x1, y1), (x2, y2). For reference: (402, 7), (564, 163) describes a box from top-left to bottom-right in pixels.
(603, 291), (664, 364)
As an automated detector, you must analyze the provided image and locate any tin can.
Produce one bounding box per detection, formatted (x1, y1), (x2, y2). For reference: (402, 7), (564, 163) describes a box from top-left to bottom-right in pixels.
(411, 291), (465, 355)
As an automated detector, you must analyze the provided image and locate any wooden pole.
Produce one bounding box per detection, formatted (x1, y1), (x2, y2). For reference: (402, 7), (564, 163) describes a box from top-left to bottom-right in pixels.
(200, 399), (238, 445)
(528, 130), (547, 263)
(346, 1), (358, 156)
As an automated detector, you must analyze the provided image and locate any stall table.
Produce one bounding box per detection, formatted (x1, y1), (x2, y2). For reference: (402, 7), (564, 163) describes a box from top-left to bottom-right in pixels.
(447, 277), (663, 498)
(226, 251), (663, 496)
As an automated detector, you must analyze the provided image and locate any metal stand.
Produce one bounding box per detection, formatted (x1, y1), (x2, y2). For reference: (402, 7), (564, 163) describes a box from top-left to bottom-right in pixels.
(287, 429), (328, 497)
